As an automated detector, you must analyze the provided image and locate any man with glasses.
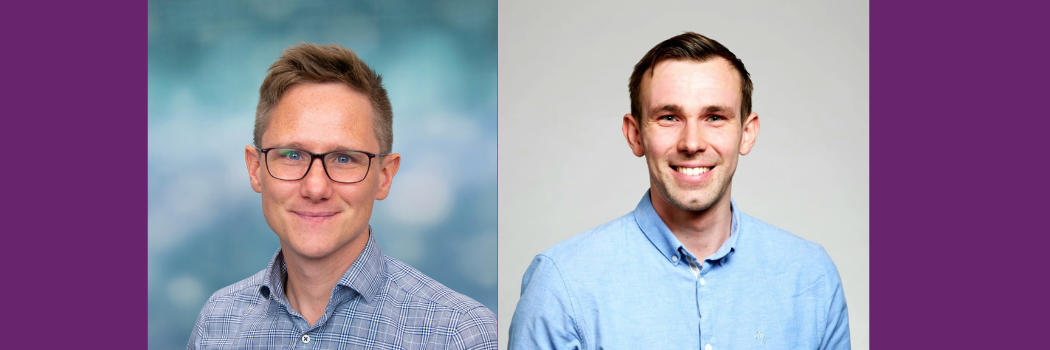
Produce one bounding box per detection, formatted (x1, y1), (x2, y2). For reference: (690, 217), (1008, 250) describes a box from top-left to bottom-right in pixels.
(508, 33), (850, 349)
(187, 43), (496, 350)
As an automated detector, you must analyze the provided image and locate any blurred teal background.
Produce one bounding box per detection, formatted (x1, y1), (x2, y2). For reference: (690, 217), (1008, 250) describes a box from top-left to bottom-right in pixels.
(148, 1), (496, 349)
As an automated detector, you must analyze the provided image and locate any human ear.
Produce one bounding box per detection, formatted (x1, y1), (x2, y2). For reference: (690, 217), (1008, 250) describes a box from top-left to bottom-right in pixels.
(623, 113), (645, 157)
(245, 145), (263, 193)
(374, 153), (401, 200)
(739, 112), (760, 155)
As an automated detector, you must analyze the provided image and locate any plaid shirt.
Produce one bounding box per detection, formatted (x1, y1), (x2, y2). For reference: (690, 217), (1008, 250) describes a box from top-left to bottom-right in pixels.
(187, 232), (497, 350)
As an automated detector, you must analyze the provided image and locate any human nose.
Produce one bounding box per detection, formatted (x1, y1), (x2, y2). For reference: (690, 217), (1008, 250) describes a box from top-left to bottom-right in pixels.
(677, 119), (708, 154)
(299, 157), (334, 202)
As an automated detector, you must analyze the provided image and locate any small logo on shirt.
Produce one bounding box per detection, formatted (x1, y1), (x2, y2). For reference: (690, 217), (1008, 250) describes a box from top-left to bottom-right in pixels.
(755, 331), (766, 345)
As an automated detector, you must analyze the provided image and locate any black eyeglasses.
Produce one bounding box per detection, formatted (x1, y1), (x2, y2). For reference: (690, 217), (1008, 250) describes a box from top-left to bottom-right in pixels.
(256, 147), (389, 184)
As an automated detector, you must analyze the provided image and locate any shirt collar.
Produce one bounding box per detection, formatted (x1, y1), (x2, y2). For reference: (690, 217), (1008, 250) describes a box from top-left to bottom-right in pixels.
(708, 202), (740, 262)
(633, 190), (740, 264)
(259, 227), (387, 304)
(335, 229), (386, 303)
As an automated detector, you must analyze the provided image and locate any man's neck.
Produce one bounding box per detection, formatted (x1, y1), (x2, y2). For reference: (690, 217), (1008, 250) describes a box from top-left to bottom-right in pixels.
(281, 229), (370, 327)
(650, 189), (733, 262)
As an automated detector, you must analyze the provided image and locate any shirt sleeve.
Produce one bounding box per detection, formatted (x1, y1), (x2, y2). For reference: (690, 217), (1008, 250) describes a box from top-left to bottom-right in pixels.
(508, 254), (583, 350)
(453, 305), (499, 350)
(185, 297), (212, 350)
(818, 247), (851, 350)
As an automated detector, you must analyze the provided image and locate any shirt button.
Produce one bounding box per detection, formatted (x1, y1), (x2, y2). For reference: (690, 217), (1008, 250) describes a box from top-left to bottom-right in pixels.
(705, 344), (712, 350)
(301, 334), (311, 343)
(699, 278), (706, 286)
(672, 255), (679, 263)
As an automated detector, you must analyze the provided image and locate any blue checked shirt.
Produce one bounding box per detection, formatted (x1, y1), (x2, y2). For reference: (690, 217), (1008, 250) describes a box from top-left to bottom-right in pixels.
(509, 191), (850, 349)
(188, 231), (497, 350)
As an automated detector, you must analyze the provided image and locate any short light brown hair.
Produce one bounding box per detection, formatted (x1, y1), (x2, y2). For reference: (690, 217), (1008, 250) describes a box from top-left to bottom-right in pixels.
(254, 42), (393, 153)
(628, 32), (753, 123)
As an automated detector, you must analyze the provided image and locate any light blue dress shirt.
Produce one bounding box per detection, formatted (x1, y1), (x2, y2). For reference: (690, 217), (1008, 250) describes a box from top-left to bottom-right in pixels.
(509, 191), (850, 349)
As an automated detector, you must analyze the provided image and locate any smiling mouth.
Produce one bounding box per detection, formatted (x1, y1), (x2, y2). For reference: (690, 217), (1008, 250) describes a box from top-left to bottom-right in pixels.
(293, 211), (338, 222)
(672, 165), (712, 176)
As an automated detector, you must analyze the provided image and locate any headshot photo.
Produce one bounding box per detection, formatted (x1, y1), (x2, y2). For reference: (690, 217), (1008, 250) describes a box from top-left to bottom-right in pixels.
(147, 1), (496, 349)
(498, 0), (868, 349)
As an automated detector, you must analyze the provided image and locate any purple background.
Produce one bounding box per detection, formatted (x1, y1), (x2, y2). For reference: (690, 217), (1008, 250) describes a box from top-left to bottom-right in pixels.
(870, 0), (1049, 347)
(1, 0), (1048, 348)
(1, 0), (149, 347)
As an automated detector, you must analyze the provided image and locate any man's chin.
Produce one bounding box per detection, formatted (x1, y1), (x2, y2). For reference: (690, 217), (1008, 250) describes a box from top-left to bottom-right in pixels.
(285, 242), (340, 260)
(281, 229), (367, 261)
(660, 187), (719, 212)
(668, 196), (716, 212)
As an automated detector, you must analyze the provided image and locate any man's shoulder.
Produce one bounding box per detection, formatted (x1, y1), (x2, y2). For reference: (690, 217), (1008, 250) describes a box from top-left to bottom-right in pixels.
(189, 267), (271, 348)
(536, 212), (638, 266)
(199, 268), (270, 314)
(736, 211), (837, 274)
(382, 255), (496, 324)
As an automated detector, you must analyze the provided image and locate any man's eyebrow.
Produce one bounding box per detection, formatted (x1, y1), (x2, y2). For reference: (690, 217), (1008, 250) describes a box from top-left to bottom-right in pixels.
(266, 141), (307, 149)
(703, 105), (737, 115)
(649, 104), (684, 117)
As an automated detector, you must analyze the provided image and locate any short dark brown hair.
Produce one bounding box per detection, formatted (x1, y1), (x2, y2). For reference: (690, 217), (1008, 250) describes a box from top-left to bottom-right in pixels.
(254, 42), (393, 153)
(628, 32), (753, 123)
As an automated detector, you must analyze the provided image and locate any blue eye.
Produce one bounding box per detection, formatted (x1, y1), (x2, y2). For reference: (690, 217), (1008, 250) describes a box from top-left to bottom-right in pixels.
(280, 150), (303, 161)
(336, 155), (350, 163)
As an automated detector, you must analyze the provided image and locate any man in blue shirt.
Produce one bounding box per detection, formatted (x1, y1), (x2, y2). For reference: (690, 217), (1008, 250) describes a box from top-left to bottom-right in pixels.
(187, 43), (496, 349)
(508, 33), (850, 349)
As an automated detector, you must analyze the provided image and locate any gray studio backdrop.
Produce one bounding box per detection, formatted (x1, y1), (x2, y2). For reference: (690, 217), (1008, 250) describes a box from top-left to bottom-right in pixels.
(497, 0), (869, 349)
(148, 1), (496, 349)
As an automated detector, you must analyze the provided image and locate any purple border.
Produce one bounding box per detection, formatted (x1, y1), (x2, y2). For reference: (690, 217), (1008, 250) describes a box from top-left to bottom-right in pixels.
(872, 0), (1048, 347)
(2, 0), (145, 347)
(6, 0), (1050, 347)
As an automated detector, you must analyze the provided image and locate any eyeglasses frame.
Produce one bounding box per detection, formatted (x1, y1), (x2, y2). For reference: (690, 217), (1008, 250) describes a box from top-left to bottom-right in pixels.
(255, 147), (390, 184)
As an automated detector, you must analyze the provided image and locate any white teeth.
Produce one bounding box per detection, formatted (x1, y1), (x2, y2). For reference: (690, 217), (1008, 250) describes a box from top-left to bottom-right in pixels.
(675, 166), (710, 176)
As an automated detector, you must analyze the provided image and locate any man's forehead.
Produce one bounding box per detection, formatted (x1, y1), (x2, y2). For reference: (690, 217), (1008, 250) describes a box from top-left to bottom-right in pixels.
(263, 129), (372, 152)
(641, 58), (743, 115)
(262, 82), (377, 151)
(276, 82), (372, 113)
